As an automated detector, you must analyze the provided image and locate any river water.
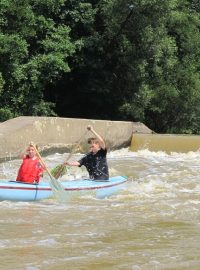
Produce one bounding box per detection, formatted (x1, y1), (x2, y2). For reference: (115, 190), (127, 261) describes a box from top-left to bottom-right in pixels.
(0, 148), (200, 270)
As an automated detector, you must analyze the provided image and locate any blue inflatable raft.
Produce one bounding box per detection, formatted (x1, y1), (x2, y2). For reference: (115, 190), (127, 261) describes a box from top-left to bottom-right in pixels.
(0, 176), (128, 201)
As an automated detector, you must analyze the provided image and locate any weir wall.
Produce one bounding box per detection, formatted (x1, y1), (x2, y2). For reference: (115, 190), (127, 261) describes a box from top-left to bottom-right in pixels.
(130, 134), (200, 153)
(0, 116), (152, 160)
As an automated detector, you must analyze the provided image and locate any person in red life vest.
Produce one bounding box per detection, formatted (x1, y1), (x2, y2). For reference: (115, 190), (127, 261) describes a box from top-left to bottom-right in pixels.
(16, 142), (44, 184)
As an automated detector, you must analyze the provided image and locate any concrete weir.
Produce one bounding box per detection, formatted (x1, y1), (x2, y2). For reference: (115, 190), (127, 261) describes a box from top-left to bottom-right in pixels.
(0, 116), (151, 160)
(130, 133), (200, 153)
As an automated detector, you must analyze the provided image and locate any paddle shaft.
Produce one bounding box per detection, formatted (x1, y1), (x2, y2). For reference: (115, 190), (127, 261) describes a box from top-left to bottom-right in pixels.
(53, 151), (75, 179)
(53, 130), (88, 179)
(32, 145), (54, 179)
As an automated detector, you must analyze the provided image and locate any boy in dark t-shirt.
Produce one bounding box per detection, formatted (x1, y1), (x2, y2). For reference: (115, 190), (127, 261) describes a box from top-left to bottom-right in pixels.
(65, 125), (109, 180)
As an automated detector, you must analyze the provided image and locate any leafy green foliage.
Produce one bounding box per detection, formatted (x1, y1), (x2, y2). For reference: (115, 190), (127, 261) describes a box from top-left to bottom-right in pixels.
(0, 0), (76, 118)
(0, 0), (200, 134)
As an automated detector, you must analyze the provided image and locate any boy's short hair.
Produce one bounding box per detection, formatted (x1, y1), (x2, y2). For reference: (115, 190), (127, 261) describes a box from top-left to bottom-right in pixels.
(88, 137), (99, 144)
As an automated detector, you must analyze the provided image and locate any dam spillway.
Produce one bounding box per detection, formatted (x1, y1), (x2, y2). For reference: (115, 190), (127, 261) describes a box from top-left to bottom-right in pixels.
(130, 134), (200, 153)
(1, 116), (200, 160)
(0, 116), (151, 160)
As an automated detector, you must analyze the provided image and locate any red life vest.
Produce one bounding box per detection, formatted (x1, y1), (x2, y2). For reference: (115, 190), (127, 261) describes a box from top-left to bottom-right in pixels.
(16, 156), (43, 183)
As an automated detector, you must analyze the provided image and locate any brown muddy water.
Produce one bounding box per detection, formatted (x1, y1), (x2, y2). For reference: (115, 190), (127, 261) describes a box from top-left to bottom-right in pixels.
(0, 149), (200, 270)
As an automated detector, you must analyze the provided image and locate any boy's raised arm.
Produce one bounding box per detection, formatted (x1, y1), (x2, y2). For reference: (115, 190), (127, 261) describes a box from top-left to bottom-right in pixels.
(87, 125), (106, 149)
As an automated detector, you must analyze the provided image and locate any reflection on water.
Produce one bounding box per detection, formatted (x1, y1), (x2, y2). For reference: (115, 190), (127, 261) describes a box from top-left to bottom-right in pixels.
(1, 148), (200, 269)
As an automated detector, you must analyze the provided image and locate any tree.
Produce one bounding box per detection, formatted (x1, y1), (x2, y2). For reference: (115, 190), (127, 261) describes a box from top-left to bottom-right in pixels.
(1, 0), (200, 134)
(0, 0), (76, 120)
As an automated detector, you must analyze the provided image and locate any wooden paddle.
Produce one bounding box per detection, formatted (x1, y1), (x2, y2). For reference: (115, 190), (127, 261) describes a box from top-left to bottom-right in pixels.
(51, 147), (78, 179)
(51, 130), (88, 179)
(31, 143), (66, 195)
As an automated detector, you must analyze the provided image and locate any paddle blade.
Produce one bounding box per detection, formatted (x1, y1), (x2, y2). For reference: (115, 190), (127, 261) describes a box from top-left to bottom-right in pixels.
(51, 164), (67, 179)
